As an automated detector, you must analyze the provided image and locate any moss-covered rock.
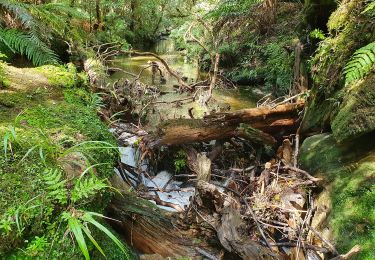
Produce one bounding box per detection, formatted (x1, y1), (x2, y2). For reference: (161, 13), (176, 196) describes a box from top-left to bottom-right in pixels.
(331, 74), (375, 142)
(34, 63), (88, 88)
(300, 133), (375, 259)
(301, 0), (375, 134)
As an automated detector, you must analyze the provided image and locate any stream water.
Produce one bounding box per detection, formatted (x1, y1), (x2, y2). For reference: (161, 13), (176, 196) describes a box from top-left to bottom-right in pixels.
(110, 39), (260, 119)
(111, 39), (262, 212)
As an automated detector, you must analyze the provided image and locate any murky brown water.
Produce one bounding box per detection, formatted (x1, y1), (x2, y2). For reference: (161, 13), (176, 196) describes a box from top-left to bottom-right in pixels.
(110, 39), (260, 124)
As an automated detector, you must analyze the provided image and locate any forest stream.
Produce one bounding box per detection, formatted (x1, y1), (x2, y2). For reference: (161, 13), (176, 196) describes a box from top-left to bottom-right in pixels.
(0, 1), (374, 260)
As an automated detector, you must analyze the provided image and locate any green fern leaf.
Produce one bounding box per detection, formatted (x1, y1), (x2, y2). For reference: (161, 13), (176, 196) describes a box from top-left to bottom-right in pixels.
(0, 29), (59, 66)
(71, 177), (108, 203)
(0, 0), (36, 30)
(42, 169), (67, 204)
(344, 41), (375, 85)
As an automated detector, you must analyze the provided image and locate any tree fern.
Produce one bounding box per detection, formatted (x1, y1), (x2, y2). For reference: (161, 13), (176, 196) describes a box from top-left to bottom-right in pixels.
(344, 41), (375, 85)
(0, 29), (59, 66)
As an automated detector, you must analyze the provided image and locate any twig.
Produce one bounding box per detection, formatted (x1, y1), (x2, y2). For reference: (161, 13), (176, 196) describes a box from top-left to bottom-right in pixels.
(293, 134), (299, 168)
(282, 166), (322, 182)
(139, 193), (184, 212)
(331, 245), (361, 260)
(307, 224), (339, 255)
(271, 93), (304, 108)
(152, 96), (193, 104)
(217, 184), (273, 250)
(264, 242), (331, 253)
(195, 247), (218, 260)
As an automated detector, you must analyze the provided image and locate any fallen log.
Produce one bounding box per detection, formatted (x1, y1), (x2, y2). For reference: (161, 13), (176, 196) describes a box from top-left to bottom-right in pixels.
(146, 102), (304, 147)
(107, 176), (196, 257)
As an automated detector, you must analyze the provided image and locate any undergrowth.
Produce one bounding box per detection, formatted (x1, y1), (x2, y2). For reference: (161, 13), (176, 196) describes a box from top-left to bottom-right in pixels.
(0, 64), (130, 259)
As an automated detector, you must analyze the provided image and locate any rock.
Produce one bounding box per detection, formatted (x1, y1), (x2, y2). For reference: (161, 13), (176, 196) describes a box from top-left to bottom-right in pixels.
(58, 151), (88, 179)
(299, 133), (375, 258)
(331, 74), (375, 143)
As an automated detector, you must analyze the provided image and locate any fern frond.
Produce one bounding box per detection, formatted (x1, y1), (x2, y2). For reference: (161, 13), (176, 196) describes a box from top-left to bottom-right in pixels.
(36, 3), (89, 19)
(0, 29), (59, 66)
(42, 169), (67, 204)
(71, 177), (108, 203)
(0, 0), (35, 30)
(344, 41), (375, 85)
(362, 1), (375, 16)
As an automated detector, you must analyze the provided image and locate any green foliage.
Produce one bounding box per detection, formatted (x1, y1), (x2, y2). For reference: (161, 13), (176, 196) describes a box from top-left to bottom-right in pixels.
(0, 64), (126, 258)
(43, 169), (68, 204)
(344, 41), (375, 85)
(208, 0), (263, 18)
(71, 177), (108, 204)
(309, 28), (326, 40)
(362, 1), (375, 16)
(2, 125), (16, 160)
(0, 29), (59, 66)
(174, 150), (187, 173)
(62, 210), (127, 260)
(25, 236), (49, 257)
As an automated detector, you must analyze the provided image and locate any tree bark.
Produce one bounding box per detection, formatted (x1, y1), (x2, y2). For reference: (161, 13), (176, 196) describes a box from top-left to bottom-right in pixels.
(95, 0), (101, 30)
(107, 177), (196, 257)
(145, 102), (304, 147)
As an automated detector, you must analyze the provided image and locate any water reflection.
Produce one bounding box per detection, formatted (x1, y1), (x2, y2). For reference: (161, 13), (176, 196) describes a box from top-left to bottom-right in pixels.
(110, 39), (260, 118)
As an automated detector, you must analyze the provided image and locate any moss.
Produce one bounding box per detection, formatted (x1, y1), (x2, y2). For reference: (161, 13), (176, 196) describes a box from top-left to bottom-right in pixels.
(0, 64), (127, 259)
(34, 63), (87, 88)
(331, 74), (375, 142)
(300, 134), (375, 259)
(301, 0), (375, 133)
(0, 62), (10, 89)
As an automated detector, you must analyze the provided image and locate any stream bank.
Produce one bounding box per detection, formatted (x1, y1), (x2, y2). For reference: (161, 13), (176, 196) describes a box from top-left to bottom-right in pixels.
(0, 63), (131, 259)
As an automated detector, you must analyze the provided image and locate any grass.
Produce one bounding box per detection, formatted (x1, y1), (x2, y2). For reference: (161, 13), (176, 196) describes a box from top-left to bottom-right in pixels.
(0, 64), (129, 259)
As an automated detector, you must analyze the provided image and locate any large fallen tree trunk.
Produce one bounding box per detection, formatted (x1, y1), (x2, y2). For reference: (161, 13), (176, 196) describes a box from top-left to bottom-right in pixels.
(146, 102), (304, 147)
(107, 176), (197, 257)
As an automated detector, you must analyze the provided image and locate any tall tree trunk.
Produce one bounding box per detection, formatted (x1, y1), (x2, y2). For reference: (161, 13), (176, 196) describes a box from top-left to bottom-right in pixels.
(95, 0), (101, 31)
(130, 0), (137, 32)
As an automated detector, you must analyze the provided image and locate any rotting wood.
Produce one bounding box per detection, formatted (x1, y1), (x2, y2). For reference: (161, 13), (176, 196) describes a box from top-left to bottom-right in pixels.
(145, 102), (304, 147)
(195, 181), (276, 259)
(107, 176), (196, 257)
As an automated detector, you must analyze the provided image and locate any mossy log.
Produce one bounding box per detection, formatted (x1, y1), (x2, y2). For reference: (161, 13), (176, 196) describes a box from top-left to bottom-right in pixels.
(107, 177), (196, 257)
(146, 102), (304, 147)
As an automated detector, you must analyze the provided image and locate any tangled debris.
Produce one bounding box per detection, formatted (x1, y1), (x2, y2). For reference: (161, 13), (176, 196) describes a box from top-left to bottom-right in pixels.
(110, 120), (361, 259)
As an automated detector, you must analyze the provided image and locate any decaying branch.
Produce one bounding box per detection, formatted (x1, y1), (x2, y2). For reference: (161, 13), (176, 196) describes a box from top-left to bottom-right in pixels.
(145, 102), (304, 147)
(121, 51), (191, 90)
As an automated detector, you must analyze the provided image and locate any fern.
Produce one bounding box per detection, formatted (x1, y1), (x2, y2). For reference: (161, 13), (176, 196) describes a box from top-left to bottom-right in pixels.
(42, 169), (68, 204)
(344, 41), (375, 85)
(0, 0), (36, 30)
(362, 1), (375, 16)
(0, 29), (59, 66)
(71, 177), (108, 203)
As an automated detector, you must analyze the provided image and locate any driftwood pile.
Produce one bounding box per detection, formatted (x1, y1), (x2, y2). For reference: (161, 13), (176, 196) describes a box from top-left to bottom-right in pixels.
(178, 137), (330, 259)
(108, 119), (361, 259)
(82, 46), (360, 259)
